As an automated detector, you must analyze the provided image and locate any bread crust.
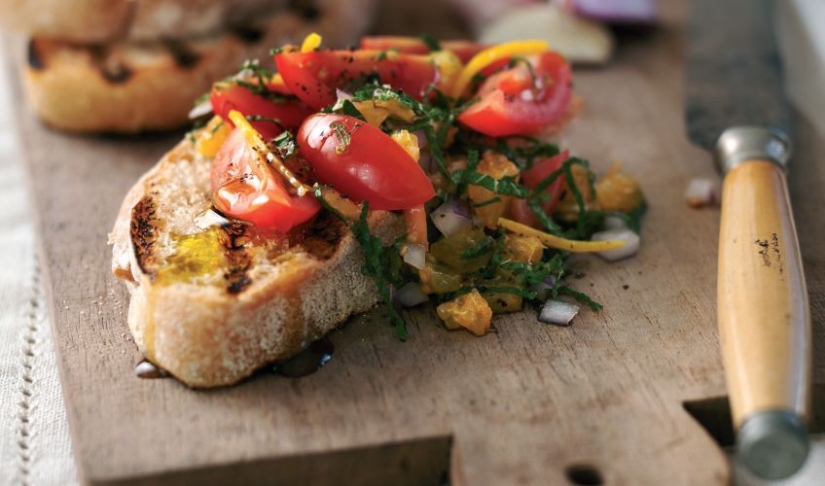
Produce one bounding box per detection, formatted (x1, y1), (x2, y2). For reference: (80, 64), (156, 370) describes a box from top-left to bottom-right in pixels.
(110, 136), (404, 387)
(21, 0), (376, 133)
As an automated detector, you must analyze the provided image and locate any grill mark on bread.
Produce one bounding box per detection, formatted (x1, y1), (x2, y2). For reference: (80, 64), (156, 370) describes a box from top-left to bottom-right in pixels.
(131, 196), (158, 276)
(163, 39), (201, 69)
(26, 39), (45, 71)
(227, 24), (264, 44)
(292, 212), (346, 260)
(222, 222), (253, 294)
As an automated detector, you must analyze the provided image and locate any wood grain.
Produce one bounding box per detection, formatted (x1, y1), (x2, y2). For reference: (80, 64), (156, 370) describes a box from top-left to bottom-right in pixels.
(6, 0), (824, 485)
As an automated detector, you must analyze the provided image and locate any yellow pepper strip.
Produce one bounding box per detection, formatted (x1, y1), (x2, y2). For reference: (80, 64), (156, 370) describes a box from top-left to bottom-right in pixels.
(227, 110), (313, 196)
(497, 217), (625, 253)
(195, 116), (233, 158)
(301, 32), (323, 53)
(451, 40), (550, 99)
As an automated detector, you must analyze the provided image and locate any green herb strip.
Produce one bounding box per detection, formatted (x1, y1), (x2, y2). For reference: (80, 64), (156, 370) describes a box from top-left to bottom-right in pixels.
(315, 189), (408, 340)
(420, 34), (441, 52)
(273, 131), (297, 158)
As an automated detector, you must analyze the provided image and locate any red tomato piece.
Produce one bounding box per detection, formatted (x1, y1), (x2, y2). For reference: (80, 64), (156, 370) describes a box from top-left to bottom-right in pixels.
(210, 82), (314, 141)
(458, 51), (573, 137)
(297, 114), (435, 210)
(509, 150), (569, 227)
(359, 36), (487, 64)
(211, 129), (320, 231)
(274, 50), (438, 109)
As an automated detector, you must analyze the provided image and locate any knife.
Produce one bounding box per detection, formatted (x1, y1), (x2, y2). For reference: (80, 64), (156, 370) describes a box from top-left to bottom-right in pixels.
(685, 0), (811, 480)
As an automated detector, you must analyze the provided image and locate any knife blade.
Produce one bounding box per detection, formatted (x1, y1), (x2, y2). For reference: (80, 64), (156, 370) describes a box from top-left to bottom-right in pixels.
(685, 0), (811, 480)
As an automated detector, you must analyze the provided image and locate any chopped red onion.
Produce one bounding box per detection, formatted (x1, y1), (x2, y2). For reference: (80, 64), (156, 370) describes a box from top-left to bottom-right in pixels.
(336, 89), (353, 101)
(684, 177), (720, 208)
(403, 243), (427, 270)
(532, 275), (557, 297)
(539, 300), (580, 326)
(412, 130), (429, 150)
(565, 0), (657, 25)
(397, 282), (429, 308)
(602, 214), (628, 230)
(418, 153), (434, 173)
(188, 99), (213, 120)
(592, 228), (640, 262)
(431, 199), (472, 237)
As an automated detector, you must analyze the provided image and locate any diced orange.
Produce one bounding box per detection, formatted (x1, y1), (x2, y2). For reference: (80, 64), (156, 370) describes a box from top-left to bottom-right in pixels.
(502, 234), (544, 263)
(468, 151), (520, 229)
(436, 289), (493, 335)
(596, 163), (644, 212)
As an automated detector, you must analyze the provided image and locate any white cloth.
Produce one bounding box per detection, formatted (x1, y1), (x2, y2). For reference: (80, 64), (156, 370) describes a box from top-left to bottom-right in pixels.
(0, 46), (77, 486)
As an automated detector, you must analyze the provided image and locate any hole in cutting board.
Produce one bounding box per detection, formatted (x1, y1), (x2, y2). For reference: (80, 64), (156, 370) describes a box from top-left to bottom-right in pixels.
(565, 464), (604, 485)
(683, 383), (825, 448)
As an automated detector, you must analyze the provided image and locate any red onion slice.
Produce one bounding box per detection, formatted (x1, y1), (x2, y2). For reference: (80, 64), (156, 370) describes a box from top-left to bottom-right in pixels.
(397, 282), (429, 308)
(188, 99), (213, 120)
(592, 228), (640, 262)
(539, 300), (580, 326)
(602, 214), (629, 230)
(402, 243), (427, 270)
(431, 199), (472, 237)
(684, 177), (720, 208)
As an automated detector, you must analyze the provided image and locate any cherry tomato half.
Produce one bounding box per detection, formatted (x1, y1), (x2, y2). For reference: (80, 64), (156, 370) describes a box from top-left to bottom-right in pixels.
(274, 50), (439, 110)
(458, 51), (572, 137)
(210, 81), (314, 141)
(297, 114), (435, 210)
(211, 129), (320, 231)
(359, 36), (487, 64)
(509, 150), (569, 227)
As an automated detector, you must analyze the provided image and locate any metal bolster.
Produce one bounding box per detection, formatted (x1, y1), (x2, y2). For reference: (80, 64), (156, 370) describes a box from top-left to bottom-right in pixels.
(714, 126), (792, 174)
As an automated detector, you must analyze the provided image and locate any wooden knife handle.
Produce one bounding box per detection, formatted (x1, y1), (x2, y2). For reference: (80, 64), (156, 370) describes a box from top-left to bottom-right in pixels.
(715, 127), (811, 479)
(718, 160), (810, 424)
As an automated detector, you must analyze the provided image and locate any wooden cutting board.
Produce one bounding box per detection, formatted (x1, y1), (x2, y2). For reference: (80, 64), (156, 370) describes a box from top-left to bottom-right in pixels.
(7, 1), (825, 485)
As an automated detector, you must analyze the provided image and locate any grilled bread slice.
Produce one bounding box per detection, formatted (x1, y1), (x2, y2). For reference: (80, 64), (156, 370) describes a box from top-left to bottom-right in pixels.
(109, 134), (404, 388)
(20, 0), (376, 133)
(0, 0), (280, 43)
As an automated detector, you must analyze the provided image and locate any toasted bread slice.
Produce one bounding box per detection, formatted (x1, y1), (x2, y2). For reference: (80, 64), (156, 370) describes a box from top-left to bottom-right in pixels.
(0, 0), (281, 43)
(21, 0), (376, 133)
(110, 135), (404, 388)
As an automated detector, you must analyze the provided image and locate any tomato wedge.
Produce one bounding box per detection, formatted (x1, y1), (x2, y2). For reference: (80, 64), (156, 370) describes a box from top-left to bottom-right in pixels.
(359, 36), (487, 64)
(297, 114), (435, 210)
(274, 50), (438, 109)
(210, 81), (314, 141)
(510, 150), (569, 227)
(458, 51), (572, 137)
(211, 129), (320, 231)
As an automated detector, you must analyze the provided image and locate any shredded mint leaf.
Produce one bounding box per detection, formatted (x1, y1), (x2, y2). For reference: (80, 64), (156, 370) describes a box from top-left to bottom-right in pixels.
(557, 286), (603, 311)
(273, 131), (296, 158)
(472, 197), (502, 208)
(461, 235), (495, 260)
(450, 170), (530, 198)
(350, 204), (407, 340)
(316, 191), (408, 340)
(420, 34), (441, 52)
